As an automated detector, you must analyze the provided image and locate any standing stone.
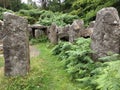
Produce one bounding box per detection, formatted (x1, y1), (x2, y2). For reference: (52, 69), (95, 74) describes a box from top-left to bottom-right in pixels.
(48, 23), (58, 44)
(82, 21), (95, 38)
(91, 7), (120, 61)
(72, 20), (84, 37)
(0, 20), (3, 39)
(35, 29), (44, 38)
(28, 25), (33, 38)
(69, 25), (75, 43)
(69, 20), (84, 43)
(58, 25), (69, 41)
(3, 12), (30, 76)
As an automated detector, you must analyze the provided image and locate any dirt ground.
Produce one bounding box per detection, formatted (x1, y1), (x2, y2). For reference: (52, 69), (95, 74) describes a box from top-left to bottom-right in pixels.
(30, 45), (40, 57)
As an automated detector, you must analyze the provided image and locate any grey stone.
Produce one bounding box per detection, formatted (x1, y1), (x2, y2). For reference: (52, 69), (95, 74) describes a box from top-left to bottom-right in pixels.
(82, 21), (95, 37)
(28, 25), (33, 38)
(69, 20), (84, 42)
(35, 29), (44, 38)
(29, 24), (47, 38)
(91, 7), (120, 61)
(48, 23), (58, 44)
(88, 21), (95, 28)
(3, 12), (30, 76)
(58, 25), (69, 41)
(0, 20), (4, 39)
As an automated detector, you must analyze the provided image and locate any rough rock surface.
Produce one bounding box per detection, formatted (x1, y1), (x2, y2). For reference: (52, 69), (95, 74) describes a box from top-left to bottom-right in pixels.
(58, 25), (69, 41)
(29, 24), (47, 38)
(69, 20), (84, 42)
(3, 12), (30, 76)
(48, 23), (58, 44)
(91, 7), (120, 61)
(35, 29), (44, 38)
(82, 21), (95, 37)
(0, 20), (4, 39)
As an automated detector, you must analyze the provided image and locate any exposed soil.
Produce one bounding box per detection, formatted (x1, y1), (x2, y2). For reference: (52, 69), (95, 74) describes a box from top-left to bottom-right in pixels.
(30, 45), (40, 57)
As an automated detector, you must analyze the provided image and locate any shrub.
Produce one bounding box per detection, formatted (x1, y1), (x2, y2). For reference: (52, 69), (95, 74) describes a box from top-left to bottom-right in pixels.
(52, 37), (120, 90)
(94, 54), (120, 90)
(0, 7), (13, 20)
(38, 11), (79, 26)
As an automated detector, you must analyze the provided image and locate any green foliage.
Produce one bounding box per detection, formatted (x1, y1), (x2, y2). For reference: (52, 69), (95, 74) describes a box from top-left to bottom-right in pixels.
(95, 55), (120, 90)
(52, 38), (93, 79)
(52, 38), (98, 89)
(18, 9), (44, 24)
(69, 0), (120, 25)
(0, 7), (7, 20)
(38, 11), (79, 26)
(0, 56), (44, 90)
(0, 7), (13, 20)
(0, 43), (79, 90)
(18, 9), (78, 25)
(0, 57), (4, 68)
(52, 38), (120, 90)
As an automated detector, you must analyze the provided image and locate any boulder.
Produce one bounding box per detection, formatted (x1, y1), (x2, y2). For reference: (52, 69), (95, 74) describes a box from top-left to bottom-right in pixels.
(3, 12), (30, 76)
(91, 7), (120, 61)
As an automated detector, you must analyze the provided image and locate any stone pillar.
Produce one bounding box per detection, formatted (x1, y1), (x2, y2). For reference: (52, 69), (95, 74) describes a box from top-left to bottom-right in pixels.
(82, 21), (95, 38)
(69, 20), (84, 43)
(0, 20), (3, 39)
(69, 25), (75, 43)
(3, 12), (30, 76)
(48, 23), (58, 44)
(91, 7), (120, 61)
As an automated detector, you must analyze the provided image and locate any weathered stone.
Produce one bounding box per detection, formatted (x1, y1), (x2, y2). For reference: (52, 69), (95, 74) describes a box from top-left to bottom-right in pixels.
(48, 23), (58, 44)
(0, 20), (4, 39)
(28, 26), (33, 38)
(91, 7), (120, 61)
(72, 20), (84, 37)
(69, 20), (84, 42)
(88, 21), (95, 28)
(29, 24), (47, 38)
(0, 20), (3, 30)
(3, 12), (30, 76)
(35, 29), (44, 38)
(82, 21), (95, 38)
(69, 25), (75, 43)
(58, 25), (69, 41)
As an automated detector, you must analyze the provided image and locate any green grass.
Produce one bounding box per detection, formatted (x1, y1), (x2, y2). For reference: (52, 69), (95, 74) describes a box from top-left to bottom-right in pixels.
(0, 43), (79, 90)
(0, 57), (4, 68)
(36, 43), (79, 90)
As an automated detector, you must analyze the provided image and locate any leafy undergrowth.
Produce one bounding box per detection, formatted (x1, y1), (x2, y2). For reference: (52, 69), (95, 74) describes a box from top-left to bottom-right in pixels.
(52, 38), (120, 90)
(0, 43), (78, 90)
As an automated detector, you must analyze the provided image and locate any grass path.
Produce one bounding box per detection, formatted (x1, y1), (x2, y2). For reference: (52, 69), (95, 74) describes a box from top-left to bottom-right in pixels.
(36, 43), (78, 90)
(0, 43), (79, 90)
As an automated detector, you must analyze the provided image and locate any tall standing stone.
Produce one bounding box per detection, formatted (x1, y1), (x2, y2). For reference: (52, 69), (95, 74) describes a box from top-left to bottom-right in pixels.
(48, 23), (58, 44)
(91, 7), (120, 61)
(69, 20), (84, 43)
(3, 12), (30, 76)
